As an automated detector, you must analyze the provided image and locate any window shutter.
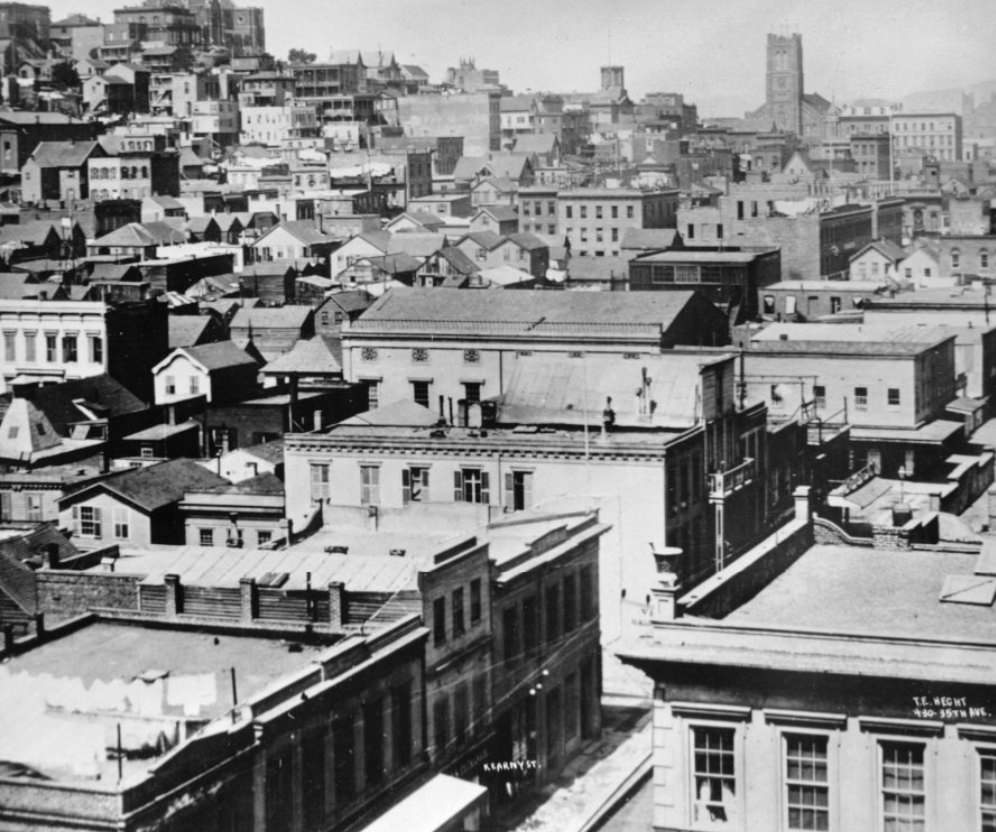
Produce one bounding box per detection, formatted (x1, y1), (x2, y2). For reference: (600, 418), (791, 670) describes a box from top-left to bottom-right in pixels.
(504, 472), (514, 511)
(402, 468), (411, 504)
(422, 470), (430, 501)
(453, 470), (463, 502)
(93, 506), (102, 537)
(481, 472), (490, 504)
(523, 473), (533, 509)
(71, 504), (79, 532)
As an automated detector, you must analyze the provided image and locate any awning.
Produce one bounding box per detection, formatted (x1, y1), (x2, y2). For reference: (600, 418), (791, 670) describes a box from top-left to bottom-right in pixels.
(358, 774), (488, 832)
(850, 420), (964, 446)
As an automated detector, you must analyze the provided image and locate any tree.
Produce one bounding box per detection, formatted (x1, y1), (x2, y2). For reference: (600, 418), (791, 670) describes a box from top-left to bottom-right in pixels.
(288, 49), (317, 65)
(51, 62), (81, 90)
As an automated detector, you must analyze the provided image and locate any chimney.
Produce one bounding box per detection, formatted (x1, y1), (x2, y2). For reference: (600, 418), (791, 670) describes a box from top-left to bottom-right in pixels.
(328, 580), (345, 627)
(164, 573), (182, 616)
(650, 546), (683, 621)
(601, 396), (615, 436)
(44, 543), (60, 569)
(892, 502), (913, 527)
(793, 485), (811, 523)
(239, 577), (258, 621)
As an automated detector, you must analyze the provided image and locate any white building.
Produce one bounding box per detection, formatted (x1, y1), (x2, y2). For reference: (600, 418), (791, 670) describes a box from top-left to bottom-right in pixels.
(0, 300), (107, 393)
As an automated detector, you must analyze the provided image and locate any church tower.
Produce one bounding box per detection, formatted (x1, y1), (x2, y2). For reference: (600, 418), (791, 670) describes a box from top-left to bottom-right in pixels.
(765, 33), (803, 135)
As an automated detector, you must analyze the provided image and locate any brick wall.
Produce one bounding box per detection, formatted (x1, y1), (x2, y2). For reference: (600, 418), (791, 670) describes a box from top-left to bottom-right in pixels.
(36, 571), (140, 622)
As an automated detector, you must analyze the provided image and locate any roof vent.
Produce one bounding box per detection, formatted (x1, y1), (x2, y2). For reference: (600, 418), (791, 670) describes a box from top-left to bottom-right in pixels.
(325, 545), (349, 554)
(389, 548), (406, 557)
(779, 333), (789, 340)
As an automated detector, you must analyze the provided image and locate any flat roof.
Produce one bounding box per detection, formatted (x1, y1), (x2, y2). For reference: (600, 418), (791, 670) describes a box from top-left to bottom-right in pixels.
(850, 420), (963, 444)
(361, 774), (487, 832)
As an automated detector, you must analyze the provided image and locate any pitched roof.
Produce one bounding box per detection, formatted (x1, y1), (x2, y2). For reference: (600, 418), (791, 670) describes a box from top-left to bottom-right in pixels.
(499, 94), (536, 113)
(262, 337), (341, 375)
(29, 374), (147, 435)
(258, 220), (337, 246)
(0, 272), (38, 299)
(232, 439), (285, 465)
(513, 133), (558, 155)
(387, 232), (447, 258)
(457, 230), (502, 250)
(356, 230), (392, 252)
(0, 221), (59, 247)
(505, 231), (547, 251)
(321, 289), (373, 314)
(230, 305), (314, 331)
(200, 471), (284, 496)
(327, 50), (364, 65)
(65, 458), (229, 512)
(474, 205), (518, 223)
(178, 340), (258, 371)
(354, 286), (703, 338)
(850, 239), (906, 264)
(360, 252), (422, 275)
(452, 153), (532, 182)
(168, 315), (215, 348)
(29, 140), (101, 168)
(89, 262), (141, 282)
(620, 227), (681, 250)
(92, 222), (186, 247)
(339, 399), (439, 427)
(386, 210), (446, 231)
(437, 246), (479, 275)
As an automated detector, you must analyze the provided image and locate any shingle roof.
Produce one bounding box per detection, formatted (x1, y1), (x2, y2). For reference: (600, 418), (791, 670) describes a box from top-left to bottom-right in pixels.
(513, 133), (558, 155)
(201, 471), (284, 496)
(65, 458), (229, 512)
(93, 222), (186, 247)
(321, 290), (373, 314)
(457, 230), (502, 250)
(475, 205), (518, 223)
(0, 221), (58, 247)
(387, 232), (447, 258)
(89, 262), (141, 282)
(234, 439), (285, 465)
(258, 221), (337, 246)
(29, 374), (147, 435)
(620, 228), (681, 250)
(452, 153), (532, 182)
(506, 232), (547, 251)
(180, 340), (258, 371)
(437, 246), (479, 275)
(850, 239), (906, 264)
(29, 140), (101, 169)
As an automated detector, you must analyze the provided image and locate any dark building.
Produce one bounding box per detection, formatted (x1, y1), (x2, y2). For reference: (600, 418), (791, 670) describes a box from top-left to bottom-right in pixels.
(629, 247), (782, 322)
(106, 298), (169, 402)
(0, 111), (102, 175)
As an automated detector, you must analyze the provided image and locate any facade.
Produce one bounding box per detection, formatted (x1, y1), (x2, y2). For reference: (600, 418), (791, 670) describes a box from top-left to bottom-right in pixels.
(758, 279), (894, 321)
(557, 188), (680, 258)
(151, 341), (259, 405)
(240, 104), (319, 145)
(619, 531), (996, 832)
(629, 248), (781, 321)
(396, 92), (502, 157)
(890, 112), (963, 161)
(0, 299), (108, 393)
(180, 472), (285, 548)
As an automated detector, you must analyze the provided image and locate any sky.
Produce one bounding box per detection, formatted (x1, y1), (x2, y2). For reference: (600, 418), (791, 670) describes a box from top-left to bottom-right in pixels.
(54, 0), (996, 116)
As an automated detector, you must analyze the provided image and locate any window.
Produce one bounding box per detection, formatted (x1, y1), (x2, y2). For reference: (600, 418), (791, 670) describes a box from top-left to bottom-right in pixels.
(44, 334), (57, 362)
(310, 462), (330, 502)
(785, 734), (829, 830)
(717, 223), (724, 239)
(24, 332), (35, 363)
(470, 578), (482, 623)
(165, 375), (176, 396)
(580, 205), (587, 219)
(332, 716), (355, 803)
(888, 388), (901, 406)
(522, 594), (538, 652)
(545, 583), (560, 643)
(881, 741), (925, 832)
(88, 335), (102, 364)
(980, 750), (996, 831)
(457, 382), (482, 406)
(411, 380), (430, 408)
(502, 605), (519, 660)
(505, 469), (533, 511)
(452, 586), (465, 637)
(813, 385), (826, 409)
(393, 682), (413, 767)
(62, 334), (79, 363)
(580, 565), (595, 621)
(364, 697), (384, 785)
(433, 596), (446, 645)
(113, 508), (129, 540)
(360, 464), (380, 506)
(952, 249), (961, 270)
(257, 530), (271, 546)
(402, 466), (429, 503)
(189, 376), (200, 396)
(454, 468), (490, 504)
(855, 387), (868, 409)
(199, 528), (214, 546)
(563, 572), (576, 631)
(26, 493), (42, 522)
(433, 696), (449, 757)
(693, 726), (736, 824)
(364, 379), (380, 409)
(565, 205), (573, 219)
(983, 251), (990, 269)
(687, 223), (695, 240)
(3, 331), (14, 362)
(626, 205), (634, 219)
(74, 505), (102, 538)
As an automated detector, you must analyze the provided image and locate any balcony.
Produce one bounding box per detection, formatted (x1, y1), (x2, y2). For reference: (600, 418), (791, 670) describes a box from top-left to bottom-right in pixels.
(708, 458), (755, 499)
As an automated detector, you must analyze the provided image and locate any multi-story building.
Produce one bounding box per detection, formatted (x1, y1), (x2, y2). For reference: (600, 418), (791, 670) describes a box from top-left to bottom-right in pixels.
(112, 4), (202, 47)
(285, 347), (771, 641)
(292, 56), (365, 101)
(240, 105), (319, 145)
(50, 12), (103, 60)
(890, 112), (963, 161)
(237, 71), (295, 107)
(557, 188), (680, 257)
(743, 322), (959, 477)
(0, 1), (50, 72)
(629, 247), (781, 321)
(849, 132), (891, 179)
(618, 526), (996, 832)
(397, 91), (501, 157)
(191, 99), (239, 146)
